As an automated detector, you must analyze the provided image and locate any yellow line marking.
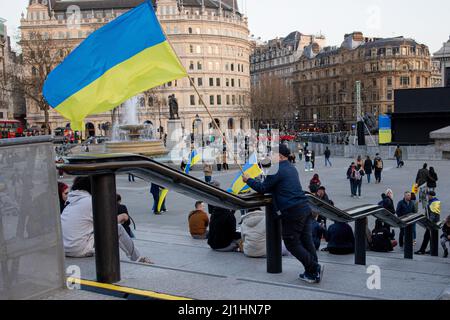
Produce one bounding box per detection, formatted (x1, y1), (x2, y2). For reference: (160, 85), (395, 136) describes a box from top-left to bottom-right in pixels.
(67, 277), (192, 300)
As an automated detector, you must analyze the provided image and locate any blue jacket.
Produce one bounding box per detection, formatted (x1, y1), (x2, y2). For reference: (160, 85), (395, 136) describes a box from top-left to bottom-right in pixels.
(395, 199), (415, 217)
(246, 160), (309, 213)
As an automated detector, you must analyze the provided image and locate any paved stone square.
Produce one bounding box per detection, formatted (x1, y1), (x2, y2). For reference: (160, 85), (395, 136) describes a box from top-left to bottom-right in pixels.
(60, 155), (450, 300)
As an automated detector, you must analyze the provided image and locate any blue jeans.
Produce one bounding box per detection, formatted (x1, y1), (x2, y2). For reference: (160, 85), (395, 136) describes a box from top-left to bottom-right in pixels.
(366, 173), (371, 183)
(350, 180), (357, 196)
(305, 161), (312, 171)
(325, 157), (332, 167)
(356, 180), (362, 196)
(205, 176), (212, 183)
(396, 157), (402, 167)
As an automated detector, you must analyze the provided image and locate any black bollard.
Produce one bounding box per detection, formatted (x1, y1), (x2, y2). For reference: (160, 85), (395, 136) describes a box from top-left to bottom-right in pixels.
(91, 173), (121, 283)
(266, 205), (282, 274)
(430, 229), (439, 257)
(404, 225), (414, 259)
(354, 218), (367, 265)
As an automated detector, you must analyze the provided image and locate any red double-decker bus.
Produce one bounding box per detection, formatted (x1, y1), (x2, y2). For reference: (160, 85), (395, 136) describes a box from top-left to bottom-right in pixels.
(0, 120), (24, 139)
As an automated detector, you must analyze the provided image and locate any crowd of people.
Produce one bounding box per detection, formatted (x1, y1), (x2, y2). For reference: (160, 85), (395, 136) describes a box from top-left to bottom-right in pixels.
(55, 143), (449, 288)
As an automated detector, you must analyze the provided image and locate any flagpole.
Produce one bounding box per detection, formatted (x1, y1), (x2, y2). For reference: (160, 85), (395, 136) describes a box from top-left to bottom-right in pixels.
(188, 77), (244, 174)
(156, 4), (244, 174)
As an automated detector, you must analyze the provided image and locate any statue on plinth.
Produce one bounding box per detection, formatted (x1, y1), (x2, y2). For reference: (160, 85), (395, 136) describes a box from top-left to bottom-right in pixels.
(168, 94), (180, 120)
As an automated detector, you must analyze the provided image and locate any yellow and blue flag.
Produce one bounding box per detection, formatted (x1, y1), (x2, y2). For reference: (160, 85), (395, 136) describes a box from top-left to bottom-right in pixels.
(43, 1), (187, 131)
(184, 149), (201, 174)
(227, 153), (263, 195)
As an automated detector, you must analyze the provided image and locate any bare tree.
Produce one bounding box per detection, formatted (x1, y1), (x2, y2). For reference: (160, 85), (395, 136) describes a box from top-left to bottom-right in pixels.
(1, 31), (70, 134)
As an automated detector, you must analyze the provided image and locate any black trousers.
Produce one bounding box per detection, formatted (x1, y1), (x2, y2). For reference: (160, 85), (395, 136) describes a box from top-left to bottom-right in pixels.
(281, 208), (318, 275)
(374, 169), (382, 182)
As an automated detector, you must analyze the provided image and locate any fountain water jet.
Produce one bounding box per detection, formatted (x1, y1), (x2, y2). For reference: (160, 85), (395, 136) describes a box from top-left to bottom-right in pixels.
(105, 96), (167, 157)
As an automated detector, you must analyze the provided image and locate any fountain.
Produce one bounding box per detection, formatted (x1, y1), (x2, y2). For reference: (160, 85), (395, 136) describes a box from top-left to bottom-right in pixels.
(105, 96), (167, 157)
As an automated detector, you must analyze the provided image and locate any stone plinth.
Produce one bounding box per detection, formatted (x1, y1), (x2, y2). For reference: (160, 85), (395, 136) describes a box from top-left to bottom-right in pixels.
(166, 120), (183, 152)
(105, 140), (167, 157)
(430, 126), (450, 159)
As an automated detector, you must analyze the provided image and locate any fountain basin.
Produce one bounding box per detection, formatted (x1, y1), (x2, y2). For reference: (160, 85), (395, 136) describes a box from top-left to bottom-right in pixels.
(105, 140), (167, 157)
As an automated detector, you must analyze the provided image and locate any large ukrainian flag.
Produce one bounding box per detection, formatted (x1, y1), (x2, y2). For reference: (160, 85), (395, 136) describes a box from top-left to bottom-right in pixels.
(43, 1), (187, 131)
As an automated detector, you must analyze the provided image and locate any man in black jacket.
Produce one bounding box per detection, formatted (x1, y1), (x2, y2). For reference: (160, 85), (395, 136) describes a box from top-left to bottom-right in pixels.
(396, 192), (415, 247)
(243, 144), (322, 284)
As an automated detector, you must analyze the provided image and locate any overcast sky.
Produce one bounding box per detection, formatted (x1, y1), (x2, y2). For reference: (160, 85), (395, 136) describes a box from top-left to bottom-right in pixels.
(1, 0), (449, 53)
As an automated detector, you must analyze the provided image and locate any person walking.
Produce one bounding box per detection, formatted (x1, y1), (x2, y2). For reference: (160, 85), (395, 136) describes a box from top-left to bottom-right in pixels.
(298, 145), (303, 161)
(150, 183), (166, 215)
(415, 191), (441, 255)
(243, 144), (323, 284)
(426, 167), (438, 192)
(355, 165), (365, 198)
(415, 163), (429, 187)
(396, 192), (415, 248)
(346, 163), (357, 197)
(203, 162), (213, 183)
(311, 150), (316, 170)
(356, 155), (364, 169)
(394, 145), (403, 168)
(364, 156), (373, 184)
(304, 149), (312, 172)
(378, 189), (396, 235)
(324, 147), (332, 167)
(215, 153), (222, 172)
(373, 153), (383, 184)
(222, 151), (229, 171)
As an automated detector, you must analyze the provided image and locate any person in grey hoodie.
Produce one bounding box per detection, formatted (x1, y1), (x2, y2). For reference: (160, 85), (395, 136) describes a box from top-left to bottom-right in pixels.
(61, 177), (152, 264)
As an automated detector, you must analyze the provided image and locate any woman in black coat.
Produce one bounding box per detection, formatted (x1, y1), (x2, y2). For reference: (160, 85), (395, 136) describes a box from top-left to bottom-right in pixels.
(363, 156), (373, 184)
(427, 167), (438, 191)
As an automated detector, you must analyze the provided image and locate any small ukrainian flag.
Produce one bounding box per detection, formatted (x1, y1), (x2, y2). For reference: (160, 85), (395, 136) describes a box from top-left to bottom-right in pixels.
(184, 149), (201, 174)
(227, 153), (263, 195)
(43, 1), (187, 131)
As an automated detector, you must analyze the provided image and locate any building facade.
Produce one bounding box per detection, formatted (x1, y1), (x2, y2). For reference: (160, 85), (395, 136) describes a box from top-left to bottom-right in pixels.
(0, 18), (25, 122)
(293, 32), (433, 132)
(20, 0), (251, 136)
(433, 36), (450, 87)
(249, 31), (325, 128)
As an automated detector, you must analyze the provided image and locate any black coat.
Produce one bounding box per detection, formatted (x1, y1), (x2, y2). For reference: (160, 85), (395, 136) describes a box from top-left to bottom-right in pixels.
(207, 206), (239, 250)
(427, 171), (438, 188)
(364, 159), (373, 174)
(325, 222), (355, 250)
(371, 227), (394, 252)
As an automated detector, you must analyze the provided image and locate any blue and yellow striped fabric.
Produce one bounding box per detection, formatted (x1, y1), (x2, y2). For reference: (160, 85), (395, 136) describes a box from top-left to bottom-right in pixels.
(379, 114), (392, 144)
(184, 150), (201, 174)
(43, 1), (187, 131)
(227, 153), (263, 195)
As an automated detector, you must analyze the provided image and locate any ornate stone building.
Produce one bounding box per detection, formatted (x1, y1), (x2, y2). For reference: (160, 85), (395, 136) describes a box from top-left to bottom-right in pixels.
(250, 31), (325, 128)
(20, 0), (251, 136)
(433, 36), (450, 87)
(293, 32), (433, 132)
(0, 18), (25, 121)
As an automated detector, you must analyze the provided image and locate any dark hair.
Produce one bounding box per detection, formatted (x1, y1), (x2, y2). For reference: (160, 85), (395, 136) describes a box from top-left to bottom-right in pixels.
(429, 167), (435, 174)
(195, 201), (204, 209)
(117, 194), (122, 202)
(71, 176), (91, 194)
(423, 163), (428, 169)
(318, 186), (326, 191)
(58, 182), (69, 203)
(309, 184), (319, 193)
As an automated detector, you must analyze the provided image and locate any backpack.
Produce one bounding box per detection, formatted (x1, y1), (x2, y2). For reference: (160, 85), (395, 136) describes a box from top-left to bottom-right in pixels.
(376, 159), (383, 169)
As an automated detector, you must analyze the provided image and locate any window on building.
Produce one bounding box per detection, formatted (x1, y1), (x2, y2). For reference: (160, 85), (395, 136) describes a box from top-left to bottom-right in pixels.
(232, 95), (236, 104)
(196, 45), (202, 54)
(217, 95), (222, 105)
(209, 78), (214, 86)
(190, 95), (195, 105)
(189, 61), (194, 70)
(197, 61), (202, 70)
(188, 27), (193, 34)
(210, 95), (214, 105)
(231, 63), (234, 71)
(226, 79), (230, 87)
(216, 78), (221, 86)
(198, 78), (203, 86)
(387, 90), (393, 100)
(231, 79), (235, 87)
(387, 105), (393, 113)
(226, 95), (230, 105)
(189, 45), (194, 53)
(416, 76), (420, 86)
(400, 76), (410, 86)
(387, 77), (393, 86)
(238, 79), (241, 87)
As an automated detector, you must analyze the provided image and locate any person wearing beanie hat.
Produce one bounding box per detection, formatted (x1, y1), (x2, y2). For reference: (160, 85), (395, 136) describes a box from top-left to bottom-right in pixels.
(242, 144), (323, 284)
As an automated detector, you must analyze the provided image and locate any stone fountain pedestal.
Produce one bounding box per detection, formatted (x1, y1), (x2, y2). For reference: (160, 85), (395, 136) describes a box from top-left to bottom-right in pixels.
(430, 126), (450, 159)
(105, 124), (167, 157)
(166, 119), (183, 152)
